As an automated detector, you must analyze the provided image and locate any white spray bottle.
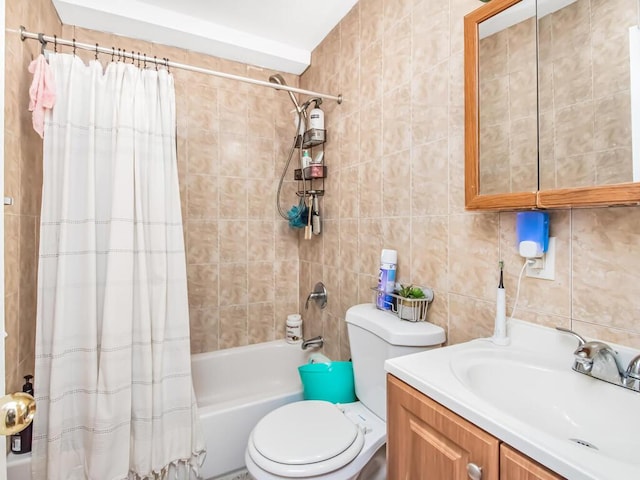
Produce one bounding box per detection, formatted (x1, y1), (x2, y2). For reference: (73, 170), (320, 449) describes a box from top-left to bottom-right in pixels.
(492, 261), (509, 345)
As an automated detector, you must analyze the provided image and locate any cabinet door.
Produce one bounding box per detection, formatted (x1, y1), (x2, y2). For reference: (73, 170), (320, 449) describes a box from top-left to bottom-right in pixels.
(387, 374), (499, 480)
(500, 445), (565, 480)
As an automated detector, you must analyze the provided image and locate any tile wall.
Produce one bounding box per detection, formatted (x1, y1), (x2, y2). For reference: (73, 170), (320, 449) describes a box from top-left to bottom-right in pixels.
(4, 0), (301, 392)
(5, 0), (640, 394)
(4, 0), (61, 394)
(299, 0), (640, 360)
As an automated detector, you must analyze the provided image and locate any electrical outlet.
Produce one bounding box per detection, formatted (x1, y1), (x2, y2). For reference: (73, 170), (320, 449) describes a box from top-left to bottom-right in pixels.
(526, 237), (556, 280)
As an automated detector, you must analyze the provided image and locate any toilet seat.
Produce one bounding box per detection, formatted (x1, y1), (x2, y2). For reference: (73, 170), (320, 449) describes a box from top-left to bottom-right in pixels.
(247, 401), (366, 478)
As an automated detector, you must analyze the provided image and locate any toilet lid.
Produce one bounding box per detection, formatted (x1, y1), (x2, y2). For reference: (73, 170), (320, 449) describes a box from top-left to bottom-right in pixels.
(252, 401), (360, 465)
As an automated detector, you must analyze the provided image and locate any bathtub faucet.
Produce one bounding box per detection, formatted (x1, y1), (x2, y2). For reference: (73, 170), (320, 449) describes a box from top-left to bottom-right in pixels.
(301, 336), (324, 350)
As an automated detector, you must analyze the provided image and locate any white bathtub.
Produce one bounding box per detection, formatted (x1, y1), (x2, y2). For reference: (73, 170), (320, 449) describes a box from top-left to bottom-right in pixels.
(192, 340), (308, 479)
(7, 339), (308, 480)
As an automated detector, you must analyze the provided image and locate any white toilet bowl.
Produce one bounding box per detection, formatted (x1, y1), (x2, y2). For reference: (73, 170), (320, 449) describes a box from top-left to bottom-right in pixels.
(245, 401), (386, 480)
(245, 304), (445, 480)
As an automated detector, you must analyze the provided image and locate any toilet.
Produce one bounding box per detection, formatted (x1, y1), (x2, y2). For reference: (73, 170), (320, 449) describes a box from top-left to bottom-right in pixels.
(245, 303), (445, 479)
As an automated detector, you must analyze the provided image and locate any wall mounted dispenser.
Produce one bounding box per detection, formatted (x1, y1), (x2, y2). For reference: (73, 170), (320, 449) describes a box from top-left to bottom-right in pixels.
(516, 211), (549, 258)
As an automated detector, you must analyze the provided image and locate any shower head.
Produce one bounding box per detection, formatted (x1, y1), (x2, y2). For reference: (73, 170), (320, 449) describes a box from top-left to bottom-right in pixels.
(269, 73), (303, 114)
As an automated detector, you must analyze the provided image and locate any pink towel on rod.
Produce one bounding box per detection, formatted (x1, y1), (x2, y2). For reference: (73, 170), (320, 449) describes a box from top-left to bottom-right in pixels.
(28, 54), (56, 138)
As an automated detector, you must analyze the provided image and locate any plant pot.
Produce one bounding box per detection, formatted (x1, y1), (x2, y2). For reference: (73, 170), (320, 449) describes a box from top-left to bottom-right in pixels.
(397, 299), (422, 321)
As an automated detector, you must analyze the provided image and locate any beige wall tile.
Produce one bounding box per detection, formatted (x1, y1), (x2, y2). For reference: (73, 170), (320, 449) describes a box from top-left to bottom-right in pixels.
(248, 263), (275, 304)
(219, 305), (248, 348)
(187, 221), (218, 265)
(11, 0), (640, 386)
(449, 213), (499, 301)
(382, 151), (411, 217)
(187, 264), (219, 308)
(411, 139), (449, 215)
(448, 294), (494, 345)
(411, 216), (448, 291)
(219, 264), (248, 306)
(189, 306), (219, 354)
(572, 208), (640, 332)
(248, 302), (275, 344)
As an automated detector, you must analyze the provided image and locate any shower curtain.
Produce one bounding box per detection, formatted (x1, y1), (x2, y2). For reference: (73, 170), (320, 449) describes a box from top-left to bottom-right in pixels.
(32, 53), (205, 480)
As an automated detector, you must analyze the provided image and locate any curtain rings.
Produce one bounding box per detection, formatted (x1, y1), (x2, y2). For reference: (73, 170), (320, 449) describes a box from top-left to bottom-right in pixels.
(154, 56), (158, 71)
(164, 57), (170, 73)
(53, 34), (58, 53)
(95, 43), (99, 61)
(72, 38), (76, 56)
(38, 33), (47, 56)
(117, 48), (122, 62)
(111, 47), (115, 62)
(143, 53), (147, 69)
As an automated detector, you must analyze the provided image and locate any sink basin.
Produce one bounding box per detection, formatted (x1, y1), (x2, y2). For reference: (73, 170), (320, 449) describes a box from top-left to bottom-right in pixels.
(450, 347), (640, 465)
(385, 319), (640, 480)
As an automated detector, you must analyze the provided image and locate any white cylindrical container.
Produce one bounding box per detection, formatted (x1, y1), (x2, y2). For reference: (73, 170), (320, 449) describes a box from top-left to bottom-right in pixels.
(286, 314), (303, 344)
(376, 249), (397, 310)
(301, 149), (312, 169)
(309, 105), (324, 130)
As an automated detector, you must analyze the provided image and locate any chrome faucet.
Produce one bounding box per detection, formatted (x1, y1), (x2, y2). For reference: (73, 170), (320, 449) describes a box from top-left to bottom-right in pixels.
(301, 335), (324, 350)
(557, 327), (640, 392)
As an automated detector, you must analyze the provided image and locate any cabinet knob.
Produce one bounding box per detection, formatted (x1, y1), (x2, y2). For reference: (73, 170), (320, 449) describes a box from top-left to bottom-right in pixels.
(467, 462), (482, 480)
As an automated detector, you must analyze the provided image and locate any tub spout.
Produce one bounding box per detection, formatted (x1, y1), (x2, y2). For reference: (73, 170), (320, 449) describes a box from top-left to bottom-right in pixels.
(301, 336), (324, 350)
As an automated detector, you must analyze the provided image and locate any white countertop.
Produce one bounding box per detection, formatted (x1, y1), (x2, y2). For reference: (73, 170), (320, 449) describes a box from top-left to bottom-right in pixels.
(384, 319), (640, 480)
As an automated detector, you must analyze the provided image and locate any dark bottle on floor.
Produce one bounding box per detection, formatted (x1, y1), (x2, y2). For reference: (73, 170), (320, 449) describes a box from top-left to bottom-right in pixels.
(10, 375), (34, 454)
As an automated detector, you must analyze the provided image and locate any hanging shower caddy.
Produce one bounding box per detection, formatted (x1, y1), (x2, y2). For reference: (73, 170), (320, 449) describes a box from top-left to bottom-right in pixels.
(294, 128), (327, 198)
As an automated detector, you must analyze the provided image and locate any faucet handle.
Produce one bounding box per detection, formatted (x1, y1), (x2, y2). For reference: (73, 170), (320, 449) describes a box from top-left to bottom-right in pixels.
(305, 282), (327, 310)
(556, 326), (586, 346)
(625, 354), (640, 381)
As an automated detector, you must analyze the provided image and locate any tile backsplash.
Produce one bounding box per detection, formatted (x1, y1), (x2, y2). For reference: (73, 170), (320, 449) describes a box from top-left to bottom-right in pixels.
(5, 0), (640, 395)
(299, 0), (640, 358)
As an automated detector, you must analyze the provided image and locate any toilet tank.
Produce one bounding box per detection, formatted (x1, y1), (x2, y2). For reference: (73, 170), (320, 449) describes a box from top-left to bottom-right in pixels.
(345, 303), (445, 421)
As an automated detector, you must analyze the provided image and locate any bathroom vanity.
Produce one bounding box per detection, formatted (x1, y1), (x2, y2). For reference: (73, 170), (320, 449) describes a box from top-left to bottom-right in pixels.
(387, 374), (561, 480)
(385, 320), (640, 480)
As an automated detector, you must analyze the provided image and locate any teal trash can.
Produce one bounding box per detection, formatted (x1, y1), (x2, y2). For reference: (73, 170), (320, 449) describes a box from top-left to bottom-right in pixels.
(298, 361), (357, 404)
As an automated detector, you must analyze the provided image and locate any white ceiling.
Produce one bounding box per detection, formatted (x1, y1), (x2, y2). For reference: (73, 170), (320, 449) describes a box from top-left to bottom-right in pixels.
(51, 0), (358, 74)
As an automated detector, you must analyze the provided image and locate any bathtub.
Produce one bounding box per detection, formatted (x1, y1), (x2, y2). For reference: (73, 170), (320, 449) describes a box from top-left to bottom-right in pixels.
(192, 340), (308, 479)
(7, 339), (308, 480)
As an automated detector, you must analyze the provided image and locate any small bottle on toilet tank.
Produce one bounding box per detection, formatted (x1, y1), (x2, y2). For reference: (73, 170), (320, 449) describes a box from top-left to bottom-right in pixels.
(286, 314), (303, 343)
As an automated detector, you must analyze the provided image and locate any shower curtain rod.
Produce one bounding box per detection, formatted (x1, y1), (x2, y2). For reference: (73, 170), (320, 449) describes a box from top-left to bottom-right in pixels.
(17, 27), (343, 104)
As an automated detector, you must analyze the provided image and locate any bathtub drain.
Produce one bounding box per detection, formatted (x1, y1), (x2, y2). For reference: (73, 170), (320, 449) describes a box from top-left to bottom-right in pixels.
(569, 438), (598, 450)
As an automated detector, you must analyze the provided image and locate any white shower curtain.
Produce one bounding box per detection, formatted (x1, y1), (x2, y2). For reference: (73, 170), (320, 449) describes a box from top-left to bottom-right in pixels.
(32, 53), (205, 480)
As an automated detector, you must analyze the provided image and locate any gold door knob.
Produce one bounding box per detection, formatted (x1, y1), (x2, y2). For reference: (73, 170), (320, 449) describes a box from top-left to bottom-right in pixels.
(0, 392), (36, 436)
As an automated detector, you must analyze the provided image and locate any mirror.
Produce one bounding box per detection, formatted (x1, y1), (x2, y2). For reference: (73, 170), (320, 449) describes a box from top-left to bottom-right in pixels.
(538, 0), (636, 190)
(478, 0), (538, 196)
(465, 0), (640, 210)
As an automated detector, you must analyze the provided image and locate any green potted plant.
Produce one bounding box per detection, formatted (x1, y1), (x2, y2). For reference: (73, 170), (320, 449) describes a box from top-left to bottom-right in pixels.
(395, 284), (431, 321)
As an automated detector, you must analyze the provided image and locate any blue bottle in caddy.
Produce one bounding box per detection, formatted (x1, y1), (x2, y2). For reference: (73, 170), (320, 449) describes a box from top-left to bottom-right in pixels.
(376, 249), (397, 310)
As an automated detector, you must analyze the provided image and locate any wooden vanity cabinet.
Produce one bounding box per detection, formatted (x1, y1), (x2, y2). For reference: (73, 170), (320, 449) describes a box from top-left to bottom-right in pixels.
(387, 374), (499, 479)
(500, 445), (564, 480)
(387, 374), (565, 480)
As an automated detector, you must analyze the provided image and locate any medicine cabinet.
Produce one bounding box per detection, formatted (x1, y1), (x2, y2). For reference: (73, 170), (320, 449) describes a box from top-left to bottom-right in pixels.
(464, 0), (640, 210)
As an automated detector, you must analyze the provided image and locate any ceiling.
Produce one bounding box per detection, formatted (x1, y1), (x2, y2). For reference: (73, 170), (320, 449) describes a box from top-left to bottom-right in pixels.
(51, 0), (359, 74)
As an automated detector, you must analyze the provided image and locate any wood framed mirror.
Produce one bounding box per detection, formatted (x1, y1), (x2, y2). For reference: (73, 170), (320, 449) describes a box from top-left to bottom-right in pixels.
(465, 0), (640, 210)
